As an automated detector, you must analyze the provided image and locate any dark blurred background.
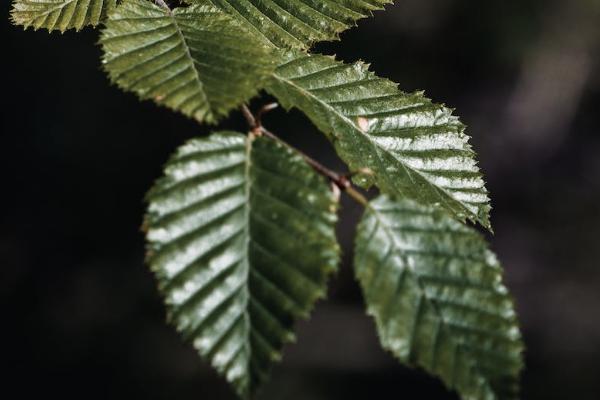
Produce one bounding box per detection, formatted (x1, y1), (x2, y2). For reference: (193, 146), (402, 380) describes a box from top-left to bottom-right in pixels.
(2, 0), (599, 399)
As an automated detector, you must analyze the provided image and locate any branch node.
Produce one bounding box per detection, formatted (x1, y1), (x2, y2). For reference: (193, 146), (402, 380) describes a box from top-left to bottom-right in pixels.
(240, 103), (369, 207)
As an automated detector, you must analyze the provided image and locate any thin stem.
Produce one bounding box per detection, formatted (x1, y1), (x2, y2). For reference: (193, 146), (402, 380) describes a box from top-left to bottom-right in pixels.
(241, 104), (256, 129)
(241, 104), (369, 207)
(344, 186), (370, 207)
(256, 103), (279, 127)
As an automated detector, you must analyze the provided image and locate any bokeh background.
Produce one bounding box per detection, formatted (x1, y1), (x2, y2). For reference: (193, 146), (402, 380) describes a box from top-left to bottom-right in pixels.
(2, 0), (599, 399)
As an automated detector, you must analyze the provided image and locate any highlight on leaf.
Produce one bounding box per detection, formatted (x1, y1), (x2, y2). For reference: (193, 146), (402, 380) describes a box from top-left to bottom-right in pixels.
(144, 131), (340, 398)
(355, 196), (523, 400)
(267, 51), (492, 229)
(100, 0), (279, 124)
(11, 0), (117, 32)
(186, 0), (392, 50)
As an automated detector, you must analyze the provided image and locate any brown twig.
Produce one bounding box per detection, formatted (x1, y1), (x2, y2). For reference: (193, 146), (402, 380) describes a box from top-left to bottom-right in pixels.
(241, 104), (257, 130)
(241, 104), (369, 206)
(256, 103), (279, 127)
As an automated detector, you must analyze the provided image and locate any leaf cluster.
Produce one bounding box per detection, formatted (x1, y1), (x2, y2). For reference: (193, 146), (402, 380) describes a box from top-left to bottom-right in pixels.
(10, 1), (524, 399)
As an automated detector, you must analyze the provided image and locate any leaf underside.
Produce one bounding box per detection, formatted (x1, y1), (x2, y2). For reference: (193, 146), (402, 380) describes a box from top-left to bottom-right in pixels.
(145, 131), (339, 398)
(101, 0), (278, 123)
(355, 196), (523, 400)
(187, 0), (392, 49)
(267, 51), (492, 229)
(11, 0), (117, 32)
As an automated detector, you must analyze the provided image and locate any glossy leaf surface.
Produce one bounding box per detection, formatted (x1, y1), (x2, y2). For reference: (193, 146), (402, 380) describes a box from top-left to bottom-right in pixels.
(268, 52), (491, 229)
(188, 0), (391, 49)
(355, 196), (523, 400)
(101, 0), (277, 123)
(145, 131), (339, 398)
(11, 0), (117, 32)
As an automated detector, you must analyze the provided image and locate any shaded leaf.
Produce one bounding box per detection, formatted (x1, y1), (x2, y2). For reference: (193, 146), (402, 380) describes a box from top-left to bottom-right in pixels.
(187, 0), (392, 49)
(101, 0), (278, 123)
(145, 131), (339, 398)
(11, 0), (117, 32)
(267, 51), (491, 229)
(355, 196), (523, 400)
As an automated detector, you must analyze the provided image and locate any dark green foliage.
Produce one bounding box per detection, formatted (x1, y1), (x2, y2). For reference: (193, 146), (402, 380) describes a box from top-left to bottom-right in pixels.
(267, 52), (491, 229)
(101, 0), (278, 123)
(186, 0), (392, 49)
(11, 0), (117, 32)
(355, 196), (523, 399)
(10, 1), (524, 399)
(145, 131), (339, 398)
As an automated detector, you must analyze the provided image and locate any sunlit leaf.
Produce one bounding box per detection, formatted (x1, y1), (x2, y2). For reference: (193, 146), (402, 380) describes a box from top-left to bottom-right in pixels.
(11, 0), (117, 32)
(267, 52), (492, 229)
(145, 131), (339, 398)
(187, 0), (391, 49)
(355, 196), (523, 400)
(101, 0), (278, 123)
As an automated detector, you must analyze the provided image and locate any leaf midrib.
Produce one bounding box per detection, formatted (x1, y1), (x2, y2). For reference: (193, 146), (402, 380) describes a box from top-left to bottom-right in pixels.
(17, 0), (81, 21)
(166, 7), (212, 120)
(366, 203), (495, 398)
(241, 134), (254, 396)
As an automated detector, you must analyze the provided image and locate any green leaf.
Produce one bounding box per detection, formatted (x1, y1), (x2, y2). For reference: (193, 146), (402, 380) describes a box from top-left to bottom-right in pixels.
(145, 131), (339, 398)
(100, 0), (278, 124)
(187, 0), (392, 49)
(267, 52), (492, 229)
(355, 196), (523, 400)
(11, 0), (117, 32)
